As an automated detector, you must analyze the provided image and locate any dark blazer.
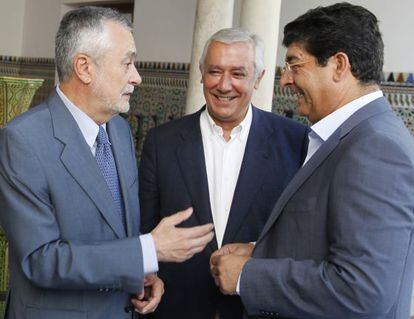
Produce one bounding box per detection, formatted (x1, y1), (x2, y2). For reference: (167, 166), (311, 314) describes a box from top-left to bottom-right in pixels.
(0, 91), (143, 319)
(241, 98), (414, 319)
(139, 106), (308, 319)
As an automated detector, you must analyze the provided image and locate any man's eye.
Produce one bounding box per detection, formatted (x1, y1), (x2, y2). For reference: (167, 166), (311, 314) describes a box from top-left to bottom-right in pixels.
(291, 65), (301, 72)
(233, 73), (245, 77)
(208, 70), (220, 75)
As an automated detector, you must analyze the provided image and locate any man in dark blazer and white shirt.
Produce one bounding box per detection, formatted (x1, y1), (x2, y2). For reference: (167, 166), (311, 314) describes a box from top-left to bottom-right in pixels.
(139, 28), (308, 319)
(211, 3), (414, 319)
(0, 7), (214, 319)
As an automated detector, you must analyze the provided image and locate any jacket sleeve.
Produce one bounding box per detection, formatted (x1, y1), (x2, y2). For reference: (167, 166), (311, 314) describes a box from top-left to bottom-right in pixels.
(0, 126), (144, 293)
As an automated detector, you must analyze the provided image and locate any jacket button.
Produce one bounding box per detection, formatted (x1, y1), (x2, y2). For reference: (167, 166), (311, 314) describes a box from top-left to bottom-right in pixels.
(124, 306), (133, 313)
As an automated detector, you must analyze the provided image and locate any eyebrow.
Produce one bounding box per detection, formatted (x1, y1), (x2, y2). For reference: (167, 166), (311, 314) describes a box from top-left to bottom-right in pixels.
(124, 50), (137, 61)
(285, 55), (300, 63)
(206, 65), (248, 71)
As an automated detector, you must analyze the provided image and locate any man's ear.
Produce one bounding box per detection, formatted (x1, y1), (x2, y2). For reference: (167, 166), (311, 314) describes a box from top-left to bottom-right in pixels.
(199, 65), (204, 84)
(254, 69), (265, 89)
(332, 52), (350, 82)
(73, 53), (93, 84)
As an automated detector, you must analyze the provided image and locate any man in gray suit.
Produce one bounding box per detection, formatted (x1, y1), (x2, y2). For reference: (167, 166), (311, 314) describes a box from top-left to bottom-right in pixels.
(0, 6), (213, 319)
(211, 3), (414, 319)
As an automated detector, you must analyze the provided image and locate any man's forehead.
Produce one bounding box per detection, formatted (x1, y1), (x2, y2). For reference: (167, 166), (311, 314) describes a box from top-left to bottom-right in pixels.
(285, 43), (310, 62)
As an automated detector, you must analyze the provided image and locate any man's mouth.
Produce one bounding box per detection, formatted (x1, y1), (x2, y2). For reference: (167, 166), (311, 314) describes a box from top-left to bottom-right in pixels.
(122, 91), (133, 97)
(214, 95), (236, 102)
(293, 91), (304, 99)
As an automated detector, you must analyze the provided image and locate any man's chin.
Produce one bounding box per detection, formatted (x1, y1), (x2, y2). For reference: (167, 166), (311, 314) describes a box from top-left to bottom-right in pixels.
(111, 103), (130, 114)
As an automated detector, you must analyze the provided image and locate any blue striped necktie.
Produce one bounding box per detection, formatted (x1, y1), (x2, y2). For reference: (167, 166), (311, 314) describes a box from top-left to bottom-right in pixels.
(95, 126), (125, 226)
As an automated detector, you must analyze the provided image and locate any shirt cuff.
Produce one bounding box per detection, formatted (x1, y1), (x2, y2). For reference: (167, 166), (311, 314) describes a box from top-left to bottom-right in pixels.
(140, 233), (159, 274)
(236, 270), (242, 295)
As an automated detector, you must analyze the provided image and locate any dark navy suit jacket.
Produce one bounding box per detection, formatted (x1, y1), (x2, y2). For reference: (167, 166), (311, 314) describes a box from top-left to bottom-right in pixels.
(139, 106), (308, 319)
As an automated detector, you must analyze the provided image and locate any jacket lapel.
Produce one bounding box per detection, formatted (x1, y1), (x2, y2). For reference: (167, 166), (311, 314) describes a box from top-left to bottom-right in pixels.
(49, 92), (126, 238)
(176, 109), (217, 252)
(255, 97), (391, 246)
(222, 107), (272, 244)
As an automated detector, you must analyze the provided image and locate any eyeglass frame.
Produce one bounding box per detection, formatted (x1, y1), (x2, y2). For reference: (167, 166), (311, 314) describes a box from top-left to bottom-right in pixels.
(282, 59), (313, 74)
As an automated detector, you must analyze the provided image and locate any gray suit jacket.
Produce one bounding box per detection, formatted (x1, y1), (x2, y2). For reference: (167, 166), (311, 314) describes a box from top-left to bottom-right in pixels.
(0, 91), (143, 319)
(240, 97), (414, 319)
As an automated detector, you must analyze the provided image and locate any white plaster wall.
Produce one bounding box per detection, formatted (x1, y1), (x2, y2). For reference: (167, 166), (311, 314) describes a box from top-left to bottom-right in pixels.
(277, 0), (414, 72)
(0, 0), (26, 56)
(133, 0), (197, 63)
(21, 0), (61, 58)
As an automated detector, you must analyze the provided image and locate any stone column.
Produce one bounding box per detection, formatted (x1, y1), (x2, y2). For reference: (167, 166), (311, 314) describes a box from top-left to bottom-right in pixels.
(185, 0), (234, 115)
(239, 0), (282, 111)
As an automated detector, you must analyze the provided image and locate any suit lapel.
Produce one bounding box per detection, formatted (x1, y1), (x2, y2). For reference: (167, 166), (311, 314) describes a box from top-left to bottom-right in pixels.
(255, 97), (391, 246)
(222, 107), (272, 244)
(49, 92), (126, 238)
(176, 110), (217, 252)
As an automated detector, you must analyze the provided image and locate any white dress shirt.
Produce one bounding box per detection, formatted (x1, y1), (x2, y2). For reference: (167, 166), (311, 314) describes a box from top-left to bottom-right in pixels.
(56, 86), (158, 274)
(303, 90), (384, 165)
(200, 105), (252, 248)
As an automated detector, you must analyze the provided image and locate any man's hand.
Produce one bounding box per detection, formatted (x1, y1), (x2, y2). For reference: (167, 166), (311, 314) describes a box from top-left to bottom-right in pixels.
(151, 207), (214, 262)
(211, 243), (254, 259)
(210, 253), (249, 295)
(130, 274), (164, 314)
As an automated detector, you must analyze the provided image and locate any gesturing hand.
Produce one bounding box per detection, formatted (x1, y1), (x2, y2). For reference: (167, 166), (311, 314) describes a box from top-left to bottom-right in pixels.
(151, 207), (214, 262)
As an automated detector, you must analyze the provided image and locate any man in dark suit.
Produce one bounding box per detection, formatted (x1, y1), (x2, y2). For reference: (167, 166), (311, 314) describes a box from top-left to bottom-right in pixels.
(211, 3), (414, 319)
(0, 7), (214, 319)
(139, 28), (308, 319)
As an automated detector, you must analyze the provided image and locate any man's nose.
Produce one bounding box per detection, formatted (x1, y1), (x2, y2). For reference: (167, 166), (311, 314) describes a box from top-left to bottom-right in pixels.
(130, 63), (142, 86)
(279, 70), (293, 88)
(217, 74), (232, 92)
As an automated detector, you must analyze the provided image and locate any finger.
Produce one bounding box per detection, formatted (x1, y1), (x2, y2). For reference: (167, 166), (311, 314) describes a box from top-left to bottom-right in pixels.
(142, 280), (164, 314)
(210, 247), (224, 260)
(141, 297), (158, 314)
(165, 207), (193, 226)
(178, 223), (214, 239)
(137, 290), (145, 300)
(184, 229), (215, 248)
(131, 298), (149, 314)
(182, 232), (215, 259)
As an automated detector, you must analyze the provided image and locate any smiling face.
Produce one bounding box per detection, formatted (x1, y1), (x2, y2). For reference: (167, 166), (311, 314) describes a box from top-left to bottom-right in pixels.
(201, 41), (263, 129)
(90, 21), (141, 119)
(280, 42), (337, 124)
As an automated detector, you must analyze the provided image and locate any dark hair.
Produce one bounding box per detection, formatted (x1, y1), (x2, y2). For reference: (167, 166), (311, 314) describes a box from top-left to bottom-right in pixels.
(55, 6), (131, 82)
(283, 2), (383, 85)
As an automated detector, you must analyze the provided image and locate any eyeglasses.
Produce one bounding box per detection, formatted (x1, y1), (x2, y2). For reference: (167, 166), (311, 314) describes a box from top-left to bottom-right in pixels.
(282, 59), (312, 74)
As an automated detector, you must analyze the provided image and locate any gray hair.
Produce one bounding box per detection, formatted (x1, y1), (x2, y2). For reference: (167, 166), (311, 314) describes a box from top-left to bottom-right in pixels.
(55, 6), (132, 82)
(199, 28), (265, 79)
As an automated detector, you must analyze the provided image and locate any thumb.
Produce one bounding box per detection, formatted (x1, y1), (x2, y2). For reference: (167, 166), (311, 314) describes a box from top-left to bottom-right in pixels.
(166, 207), (193, 226)
(137, 290), (145, 300)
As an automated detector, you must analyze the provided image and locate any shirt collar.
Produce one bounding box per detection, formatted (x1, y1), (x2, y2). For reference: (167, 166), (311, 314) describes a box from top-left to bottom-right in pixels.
(311, 90), (383, 142)
(202, 104), (253, 142)
(56, 85), (107, 147)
